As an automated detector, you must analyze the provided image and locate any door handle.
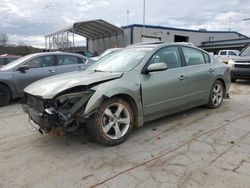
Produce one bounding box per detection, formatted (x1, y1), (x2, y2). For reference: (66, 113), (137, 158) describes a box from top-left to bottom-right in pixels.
(179, 75), (186, 80)
(209, 68), (215, 73)
(78, 66), (85, 70)
(48, 70), (55, 74)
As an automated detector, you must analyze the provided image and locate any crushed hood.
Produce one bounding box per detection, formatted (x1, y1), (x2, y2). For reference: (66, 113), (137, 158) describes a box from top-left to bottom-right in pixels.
(24, 70), (123, 99)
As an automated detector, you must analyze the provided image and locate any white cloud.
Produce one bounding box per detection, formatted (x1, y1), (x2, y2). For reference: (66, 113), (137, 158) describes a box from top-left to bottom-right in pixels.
(0, 0), (249, 47)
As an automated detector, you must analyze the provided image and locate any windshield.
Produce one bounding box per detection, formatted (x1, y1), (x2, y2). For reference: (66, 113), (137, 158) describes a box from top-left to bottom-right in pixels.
(0, 54), (33, 71)
(100, 48), (120, 58)
(241, 45), (250, 56)
(89, 47), (152, 72)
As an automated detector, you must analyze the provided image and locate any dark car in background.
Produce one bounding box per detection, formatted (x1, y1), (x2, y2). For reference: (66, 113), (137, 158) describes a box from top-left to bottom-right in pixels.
(0, 54), (21, 68)
(0, 52), (95, 106)
(228, 44), (250, 82)
(74, 50), (95, 58)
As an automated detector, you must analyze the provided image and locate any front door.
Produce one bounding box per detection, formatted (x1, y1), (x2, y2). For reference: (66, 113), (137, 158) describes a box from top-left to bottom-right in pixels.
(141, 46), (188, 116)
(14, 55), (56, 95)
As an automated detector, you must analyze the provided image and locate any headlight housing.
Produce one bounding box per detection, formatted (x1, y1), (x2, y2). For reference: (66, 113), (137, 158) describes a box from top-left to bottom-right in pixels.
(55, 90), (94, 114)
(228, 59), (235, 68)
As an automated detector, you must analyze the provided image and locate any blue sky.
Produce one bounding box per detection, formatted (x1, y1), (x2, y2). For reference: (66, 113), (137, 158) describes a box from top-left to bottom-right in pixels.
(0, 0), (249, 47)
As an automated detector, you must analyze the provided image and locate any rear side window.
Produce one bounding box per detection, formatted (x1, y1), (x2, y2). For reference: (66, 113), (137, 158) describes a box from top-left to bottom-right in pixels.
(182, 47), (205, 66)
(26, 56), (54, 69)
(57, 55), (80, 65)
(149, 46), (181, 69)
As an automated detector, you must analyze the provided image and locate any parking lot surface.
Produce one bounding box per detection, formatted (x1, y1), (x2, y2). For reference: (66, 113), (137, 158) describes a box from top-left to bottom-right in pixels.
(1, 81), (250, 188)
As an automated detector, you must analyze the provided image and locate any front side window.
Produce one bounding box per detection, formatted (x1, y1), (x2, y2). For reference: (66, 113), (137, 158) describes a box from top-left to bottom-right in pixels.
(26, 56), (54, 69)
(182, 47), (205, 66)
(57, 55), (80, 65)
(148, 46), (181, 69)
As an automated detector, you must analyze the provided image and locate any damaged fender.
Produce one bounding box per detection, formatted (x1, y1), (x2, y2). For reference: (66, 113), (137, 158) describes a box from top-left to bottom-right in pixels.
(83, 76), (144, 127)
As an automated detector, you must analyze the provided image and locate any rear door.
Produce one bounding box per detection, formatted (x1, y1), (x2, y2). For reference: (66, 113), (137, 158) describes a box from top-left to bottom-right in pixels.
(141, 46), (188, 116)
(55, 55), (88, 74)
(180, 47), (214, 105)
(14, 55), (56, 95)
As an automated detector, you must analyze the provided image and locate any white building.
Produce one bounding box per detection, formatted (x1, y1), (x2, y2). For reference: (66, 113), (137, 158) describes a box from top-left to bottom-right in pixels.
(45, 20), (249, 54)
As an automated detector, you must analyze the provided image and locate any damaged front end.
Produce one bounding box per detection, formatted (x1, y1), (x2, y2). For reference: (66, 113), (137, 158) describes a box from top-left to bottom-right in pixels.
(22, 88), (94, 135)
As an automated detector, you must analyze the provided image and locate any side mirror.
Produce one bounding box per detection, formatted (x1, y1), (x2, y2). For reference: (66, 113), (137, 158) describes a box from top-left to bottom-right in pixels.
(17, 65), (29, 73)
(145, 63), (167, 74)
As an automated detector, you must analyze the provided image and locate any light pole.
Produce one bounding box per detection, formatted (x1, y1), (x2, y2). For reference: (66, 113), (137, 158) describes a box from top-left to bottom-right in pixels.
(127, 10), (130, 25)
(142, 0), (145, 42)
(228, 17), (232, 31)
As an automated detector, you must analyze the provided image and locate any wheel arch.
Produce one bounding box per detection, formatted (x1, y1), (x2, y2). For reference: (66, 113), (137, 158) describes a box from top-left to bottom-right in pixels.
(111, 93), (140, 127)
(0, 81), (13, 99)
(215, 78), (226, 98)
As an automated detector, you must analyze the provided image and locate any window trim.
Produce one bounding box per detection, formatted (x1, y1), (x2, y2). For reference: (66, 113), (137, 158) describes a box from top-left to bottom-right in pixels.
(180, 46), (207, 67)
(141, 45), (184, 74)
(56, 55), (82, 66)
(24, 55), (56, 69)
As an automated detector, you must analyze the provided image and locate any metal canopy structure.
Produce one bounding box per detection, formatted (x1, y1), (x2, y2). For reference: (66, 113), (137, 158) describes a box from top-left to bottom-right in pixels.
(45, 19), (124, 51)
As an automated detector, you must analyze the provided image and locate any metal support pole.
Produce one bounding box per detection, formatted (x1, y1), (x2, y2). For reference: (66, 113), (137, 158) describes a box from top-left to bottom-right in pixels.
(116, 35), (118, 47)
(109, 37), (112, 48)
(72, 30), (75, 51)
(97, 39), (100, 55)
(142, 0), (146, 43)
(103, 38), (105, 51)
(48, 36), (50, 51)
(45, 36), (47, 51)
(52, 36), (55, 50)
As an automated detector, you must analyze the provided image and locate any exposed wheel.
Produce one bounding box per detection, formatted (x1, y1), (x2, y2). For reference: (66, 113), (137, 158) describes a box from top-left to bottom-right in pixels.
(0, 85), (11, 107)
(88, 97), (134, 146)
(206, 80), (224, 109)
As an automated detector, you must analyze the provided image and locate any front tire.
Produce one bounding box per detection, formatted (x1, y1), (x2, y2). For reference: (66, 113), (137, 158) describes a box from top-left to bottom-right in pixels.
(206, 80), (224, 109)
(88, 97), (134, 146)
(0, 85), (11, 107)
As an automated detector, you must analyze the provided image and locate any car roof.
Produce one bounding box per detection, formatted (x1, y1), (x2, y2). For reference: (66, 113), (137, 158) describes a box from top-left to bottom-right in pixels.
(25, 51), (87, 58)
(127, 42), (208, 53)
(0, 54), (22, 58)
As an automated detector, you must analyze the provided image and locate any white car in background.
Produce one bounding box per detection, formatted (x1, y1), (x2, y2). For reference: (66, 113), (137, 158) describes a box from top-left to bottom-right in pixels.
(91, 48), (121, 61)
(215, 50), (240, 64)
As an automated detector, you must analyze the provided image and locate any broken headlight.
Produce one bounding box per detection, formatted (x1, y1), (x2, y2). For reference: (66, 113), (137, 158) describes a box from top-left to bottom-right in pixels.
(55, 90), (94, 114)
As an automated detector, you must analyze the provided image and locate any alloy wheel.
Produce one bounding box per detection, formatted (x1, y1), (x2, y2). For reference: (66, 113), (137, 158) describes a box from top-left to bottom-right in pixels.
(212, 83), (223, 107)
(101, 103), (130, 140)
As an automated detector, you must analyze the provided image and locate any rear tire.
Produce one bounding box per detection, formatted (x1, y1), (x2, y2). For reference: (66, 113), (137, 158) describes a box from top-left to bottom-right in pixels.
(0, 85), (11, 107)
(206, 80), (224, 109)
(231, 78), (236, 83)
(88, 97), (134, 146)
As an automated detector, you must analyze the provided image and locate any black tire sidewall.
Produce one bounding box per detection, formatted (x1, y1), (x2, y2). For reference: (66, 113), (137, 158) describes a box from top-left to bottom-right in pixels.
(0, 85), (11, 107)
(89, 97), (134, 146)
(207, 80), (224, 109)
